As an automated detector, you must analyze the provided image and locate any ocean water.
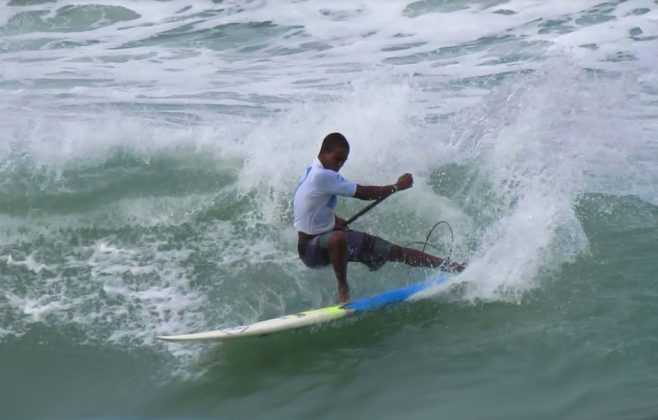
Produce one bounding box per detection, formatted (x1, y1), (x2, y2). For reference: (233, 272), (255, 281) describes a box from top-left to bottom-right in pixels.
(1, 0), (657, 418)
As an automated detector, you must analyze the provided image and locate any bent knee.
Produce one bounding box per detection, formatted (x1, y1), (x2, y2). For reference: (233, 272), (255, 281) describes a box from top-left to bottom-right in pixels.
(328, 231), (347, 248)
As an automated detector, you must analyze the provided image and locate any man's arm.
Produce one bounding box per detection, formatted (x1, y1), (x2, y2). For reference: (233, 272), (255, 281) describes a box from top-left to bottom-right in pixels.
(354, 173), (413, 200)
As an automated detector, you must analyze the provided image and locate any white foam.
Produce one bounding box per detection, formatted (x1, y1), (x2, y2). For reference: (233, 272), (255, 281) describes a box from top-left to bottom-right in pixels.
(4, 290), (73, 323)
(438, 59), (644, 301)
(4, 253), (49, 273)
(2, 0), (654, 109)
(0, 326), (14, 340)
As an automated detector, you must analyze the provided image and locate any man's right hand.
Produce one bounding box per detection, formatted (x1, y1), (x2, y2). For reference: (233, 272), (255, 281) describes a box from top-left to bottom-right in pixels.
(396, 173), (413, 191)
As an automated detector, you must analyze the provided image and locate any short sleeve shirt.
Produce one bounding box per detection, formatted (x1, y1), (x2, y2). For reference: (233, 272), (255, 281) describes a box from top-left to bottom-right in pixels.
(293, 158), (357, 235)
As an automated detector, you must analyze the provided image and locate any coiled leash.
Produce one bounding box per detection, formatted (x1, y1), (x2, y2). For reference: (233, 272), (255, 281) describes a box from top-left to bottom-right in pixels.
(345, 194), (457, 271)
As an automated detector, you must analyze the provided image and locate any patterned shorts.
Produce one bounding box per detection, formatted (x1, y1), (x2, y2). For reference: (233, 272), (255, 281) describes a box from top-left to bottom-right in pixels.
(297, 229), (392, 272)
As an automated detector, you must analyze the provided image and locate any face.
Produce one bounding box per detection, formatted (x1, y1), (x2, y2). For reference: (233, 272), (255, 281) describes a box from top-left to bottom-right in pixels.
(319, 147), (349, 172)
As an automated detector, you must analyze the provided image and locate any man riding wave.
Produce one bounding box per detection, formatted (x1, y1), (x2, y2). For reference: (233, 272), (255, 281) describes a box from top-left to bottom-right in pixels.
(293, 132), (465, 303)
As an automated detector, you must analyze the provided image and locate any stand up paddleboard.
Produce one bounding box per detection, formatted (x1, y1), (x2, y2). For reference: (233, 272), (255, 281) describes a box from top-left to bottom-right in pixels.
(158, 275), (454, 343)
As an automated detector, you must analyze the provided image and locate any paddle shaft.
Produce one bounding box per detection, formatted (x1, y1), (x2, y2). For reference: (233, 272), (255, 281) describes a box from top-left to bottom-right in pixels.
(345, 195), (390, 226)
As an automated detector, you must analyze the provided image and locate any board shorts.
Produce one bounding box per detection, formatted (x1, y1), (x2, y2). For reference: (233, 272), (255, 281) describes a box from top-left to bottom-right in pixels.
(297, 229), (392, 272)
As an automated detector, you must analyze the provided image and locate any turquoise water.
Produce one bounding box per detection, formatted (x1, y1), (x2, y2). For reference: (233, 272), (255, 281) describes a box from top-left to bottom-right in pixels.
(1, 1), (657, 418)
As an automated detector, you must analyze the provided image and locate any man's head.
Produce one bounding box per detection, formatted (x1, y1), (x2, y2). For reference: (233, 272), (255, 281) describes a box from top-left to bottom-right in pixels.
(318, 132), (350, 172)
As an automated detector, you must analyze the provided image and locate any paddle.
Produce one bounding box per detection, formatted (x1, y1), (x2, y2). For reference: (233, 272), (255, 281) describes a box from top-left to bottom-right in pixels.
(344, 194), (390, 227)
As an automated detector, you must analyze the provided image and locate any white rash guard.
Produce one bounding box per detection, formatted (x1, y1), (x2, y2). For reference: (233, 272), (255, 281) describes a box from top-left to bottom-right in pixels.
(293, 158), (357, 235)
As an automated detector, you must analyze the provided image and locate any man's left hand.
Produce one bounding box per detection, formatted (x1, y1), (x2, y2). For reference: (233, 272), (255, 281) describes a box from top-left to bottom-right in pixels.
(396, 173), (413, 191)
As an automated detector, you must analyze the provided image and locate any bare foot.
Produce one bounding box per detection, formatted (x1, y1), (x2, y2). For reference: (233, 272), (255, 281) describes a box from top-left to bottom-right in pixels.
(449, 261), (467, 273)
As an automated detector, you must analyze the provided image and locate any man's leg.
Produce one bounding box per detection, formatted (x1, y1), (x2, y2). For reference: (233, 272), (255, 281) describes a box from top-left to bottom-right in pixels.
(388, 245), (441, 267)
(327, 231), (350, 303)
(388, 245), (465, 272)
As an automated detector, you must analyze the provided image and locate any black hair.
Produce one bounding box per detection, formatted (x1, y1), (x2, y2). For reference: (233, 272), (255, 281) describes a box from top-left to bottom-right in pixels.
(320, 132), (350, 153)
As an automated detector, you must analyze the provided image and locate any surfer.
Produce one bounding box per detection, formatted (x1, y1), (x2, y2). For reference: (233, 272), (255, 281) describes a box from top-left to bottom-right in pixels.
(293, 132), (465, 303)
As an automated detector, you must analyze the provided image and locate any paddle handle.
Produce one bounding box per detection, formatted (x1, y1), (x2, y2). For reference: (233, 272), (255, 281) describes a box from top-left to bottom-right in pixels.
(345, 195), (389, 226)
